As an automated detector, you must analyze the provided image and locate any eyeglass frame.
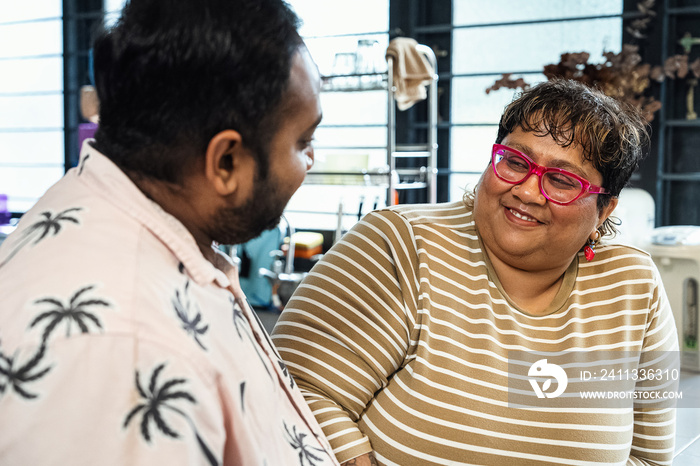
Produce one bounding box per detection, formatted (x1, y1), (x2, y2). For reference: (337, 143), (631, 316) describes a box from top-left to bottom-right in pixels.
(491, 144), (609, 206)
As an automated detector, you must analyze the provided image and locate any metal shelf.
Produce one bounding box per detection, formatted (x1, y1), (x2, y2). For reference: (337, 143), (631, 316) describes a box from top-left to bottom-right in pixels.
(393, 151), (431, 158)
(304, 173), (387, 187)
(320, 73), (388, 93)
(664, 119), (700, 127)
(387, 44), (439, 204)
(660, 173), (700, 181)
(303, 166), (432, 188)
(306, 43), (439, 206)
(395, 182), (428, 190)
(315, 146), (388, 151)
(668, 6), (700, 15)
(654, 0), (700, 226)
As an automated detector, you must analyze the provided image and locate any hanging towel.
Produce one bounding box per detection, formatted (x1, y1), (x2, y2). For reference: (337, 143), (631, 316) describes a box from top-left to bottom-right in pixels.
(385, 38), (434, 110)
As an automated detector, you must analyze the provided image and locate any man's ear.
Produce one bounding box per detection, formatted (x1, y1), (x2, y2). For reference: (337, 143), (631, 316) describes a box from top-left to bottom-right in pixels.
(204, 130), (255, 196)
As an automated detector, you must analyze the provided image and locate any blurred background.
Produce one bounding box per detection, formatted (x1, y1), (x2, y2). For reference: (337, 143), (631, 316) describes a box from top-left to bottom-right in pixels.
(2, 2), (700, 462)
(2, 0), (698, 229)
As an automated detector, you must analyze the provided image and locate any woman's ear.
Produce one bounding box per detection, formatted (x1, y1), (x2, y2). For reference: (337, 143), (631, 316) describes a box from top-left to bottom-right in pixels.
(598, 197), (619, 228)
(204, 130), (255, 197)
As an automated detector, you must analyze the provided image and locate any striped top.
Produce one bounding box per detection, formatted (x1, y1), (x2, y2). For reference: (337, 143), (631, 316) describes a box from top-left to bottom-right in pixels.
(271, 200), (679, 466)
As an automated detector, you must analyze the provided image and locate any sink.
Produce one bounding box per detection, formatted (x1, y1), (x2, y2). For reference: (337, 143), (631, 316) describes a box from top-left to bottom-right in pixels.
(276, 271), (308, 306)
(258, 215), (312, 308)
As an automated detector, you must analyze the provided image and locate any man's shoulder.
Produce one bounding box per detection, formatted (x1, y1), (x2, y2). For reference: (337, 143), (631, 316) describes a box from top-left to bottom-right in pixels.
(0, 184), (184, 339)
(0, 240), (223, 387)
(0, 198), (145, 285)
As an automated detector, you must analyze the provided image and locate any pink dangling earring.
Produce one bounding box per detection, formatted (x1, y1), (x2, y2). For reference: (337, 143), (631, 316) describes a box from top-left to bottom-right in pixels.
(583, 230), (601, 262)
(583, 240), (596, 261)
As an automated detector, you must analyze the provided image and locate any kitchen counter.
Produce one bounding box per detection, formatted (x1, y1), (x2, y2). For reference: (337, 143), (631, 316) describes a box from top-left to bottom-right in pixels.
(674, 370), (700, 464)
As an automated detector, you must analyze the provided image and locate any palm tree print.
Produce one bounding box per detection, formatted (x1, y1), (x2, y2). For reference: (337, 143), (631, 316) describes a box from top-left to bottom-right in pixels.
(78, 153), (90, 175)
(0, 339), (52, 400)
(283, 421), (327, 466)
(30, 285), (110, 344)
(278, 360), (295, 389)
(172, 280), (209, 350)
(239, 382), (246, 412)
(123, 363), (219, 466)
(231, 297), (272, 380)
(0, 207), (82, 268)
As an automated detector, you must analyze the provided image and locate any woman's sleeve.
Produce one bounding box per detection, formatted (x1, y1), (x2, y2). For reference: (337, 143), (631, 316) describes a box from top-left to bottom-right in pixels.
(271, 210), (420, 463)
(629, 260), (679, 465)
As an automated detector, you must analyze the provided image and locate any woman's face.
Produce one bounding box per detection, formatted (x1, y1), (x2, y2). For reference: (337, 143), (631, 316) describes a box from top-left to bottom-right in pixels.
(473, 127), (618, 272)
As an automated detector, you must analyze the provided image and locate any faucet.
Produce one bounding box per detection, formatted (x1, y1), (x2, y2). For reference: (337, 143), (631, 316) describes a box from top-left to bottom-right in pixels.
(258, 215), (306, 309)
(282, 215), (295, 274)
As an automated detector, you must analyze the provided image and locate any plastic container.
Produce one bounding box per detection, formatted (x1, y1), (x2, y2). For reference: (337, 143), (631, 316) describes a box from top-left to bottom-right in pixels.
(0, 194), (10, 225)
(644, 226), (700, 372)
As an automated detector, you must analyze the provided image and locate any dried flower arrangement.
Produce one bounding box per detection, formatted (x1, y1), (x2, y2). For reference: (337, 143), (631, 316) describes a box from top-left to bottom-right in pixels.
(485, 0), (700, 122)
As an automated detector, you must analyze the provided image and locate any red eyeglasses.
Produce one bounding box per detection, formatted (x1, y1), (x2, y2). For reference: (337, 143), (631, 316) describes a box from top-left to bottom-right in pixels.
(491, 144), (608, 205)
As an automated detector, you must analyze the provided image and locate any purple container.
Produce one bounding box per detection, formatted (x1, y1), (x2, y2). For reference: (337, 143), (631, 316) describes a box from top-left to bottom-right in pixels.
(78, 123), (99, 151)
(0, 194), (10, 225)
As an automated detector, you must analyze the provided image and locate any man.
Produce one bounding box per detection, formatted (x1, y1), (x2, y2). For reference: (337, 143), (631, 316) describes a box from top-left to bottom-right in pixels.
(0, 0), (335, 464)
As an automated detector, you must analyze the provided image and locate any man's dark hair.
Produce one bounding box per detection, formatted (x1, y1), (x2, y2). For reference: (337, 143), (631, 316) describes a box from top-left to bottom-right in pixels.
(92, 0), (303, 183)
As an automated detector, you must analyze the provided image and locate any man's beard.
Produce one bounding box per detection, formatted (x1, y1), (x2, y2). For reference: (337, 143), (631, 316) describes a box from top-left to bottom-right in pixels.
(209, 171), (290, 246)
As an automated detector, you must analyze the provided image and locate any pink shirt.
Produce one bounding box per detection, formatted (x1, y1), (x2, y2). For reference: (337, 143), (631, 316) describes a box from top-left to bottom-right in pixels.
(0, 142), (339, 466)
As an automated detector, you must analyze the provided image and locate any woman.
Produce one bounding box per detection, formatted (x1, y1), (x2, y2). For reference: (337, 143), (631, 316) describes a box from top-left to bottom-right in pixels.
(271, 80), (678, 465)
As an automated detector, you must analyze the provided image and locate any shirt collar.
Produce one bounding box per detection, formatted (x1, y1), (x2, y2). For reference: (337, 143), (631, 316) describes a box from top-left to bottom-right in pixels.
(77, 141), (233, 289)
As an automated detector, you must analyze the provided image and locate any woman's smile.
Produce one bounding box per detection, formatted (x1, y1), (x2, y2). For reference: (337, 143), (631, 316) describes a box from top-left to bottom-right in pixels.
(504, 206), (543, 224)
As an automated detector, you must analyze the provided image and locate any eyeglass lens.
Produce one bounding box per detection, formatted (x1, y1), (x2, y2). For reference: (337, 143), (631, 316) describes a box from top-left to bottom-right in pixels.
(494, 148), (584, 203)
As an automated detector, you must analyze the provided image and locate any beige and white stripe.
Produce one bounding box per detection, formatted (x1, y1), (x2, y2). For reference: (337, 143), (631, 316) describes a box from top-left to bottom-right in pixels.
(272, 200), (678, 465)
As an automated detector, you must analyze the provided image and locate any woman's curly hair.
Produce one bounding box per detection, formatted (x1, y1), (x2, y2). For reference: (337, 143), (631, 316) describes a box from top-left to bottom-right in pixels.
(468, 79), (650, 238)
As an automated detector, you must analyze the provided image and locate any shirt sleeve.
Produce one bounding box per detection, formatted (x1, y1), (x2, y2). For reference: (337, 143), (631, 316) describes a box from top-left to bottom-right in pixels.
(628, 261), (679, 465)
(0, 334), (227, 466)
(271, 210), (420, 463)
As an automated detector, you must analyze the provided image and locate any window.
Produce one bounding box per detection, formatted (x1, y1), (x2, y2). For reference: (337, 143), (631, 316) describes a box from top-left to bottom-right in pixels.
(284, 0), (391, 232)
(0, 2), (64, 215)
(57, 0), (392, 233)
(448, 0), (623, 201)
(103, 0), (126, 26)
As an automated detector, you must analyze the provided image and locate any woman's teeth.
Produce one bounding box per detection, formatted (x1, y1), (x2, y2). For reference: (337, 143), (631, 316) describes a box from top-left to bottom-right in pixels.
(509, 208), (537, 222)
